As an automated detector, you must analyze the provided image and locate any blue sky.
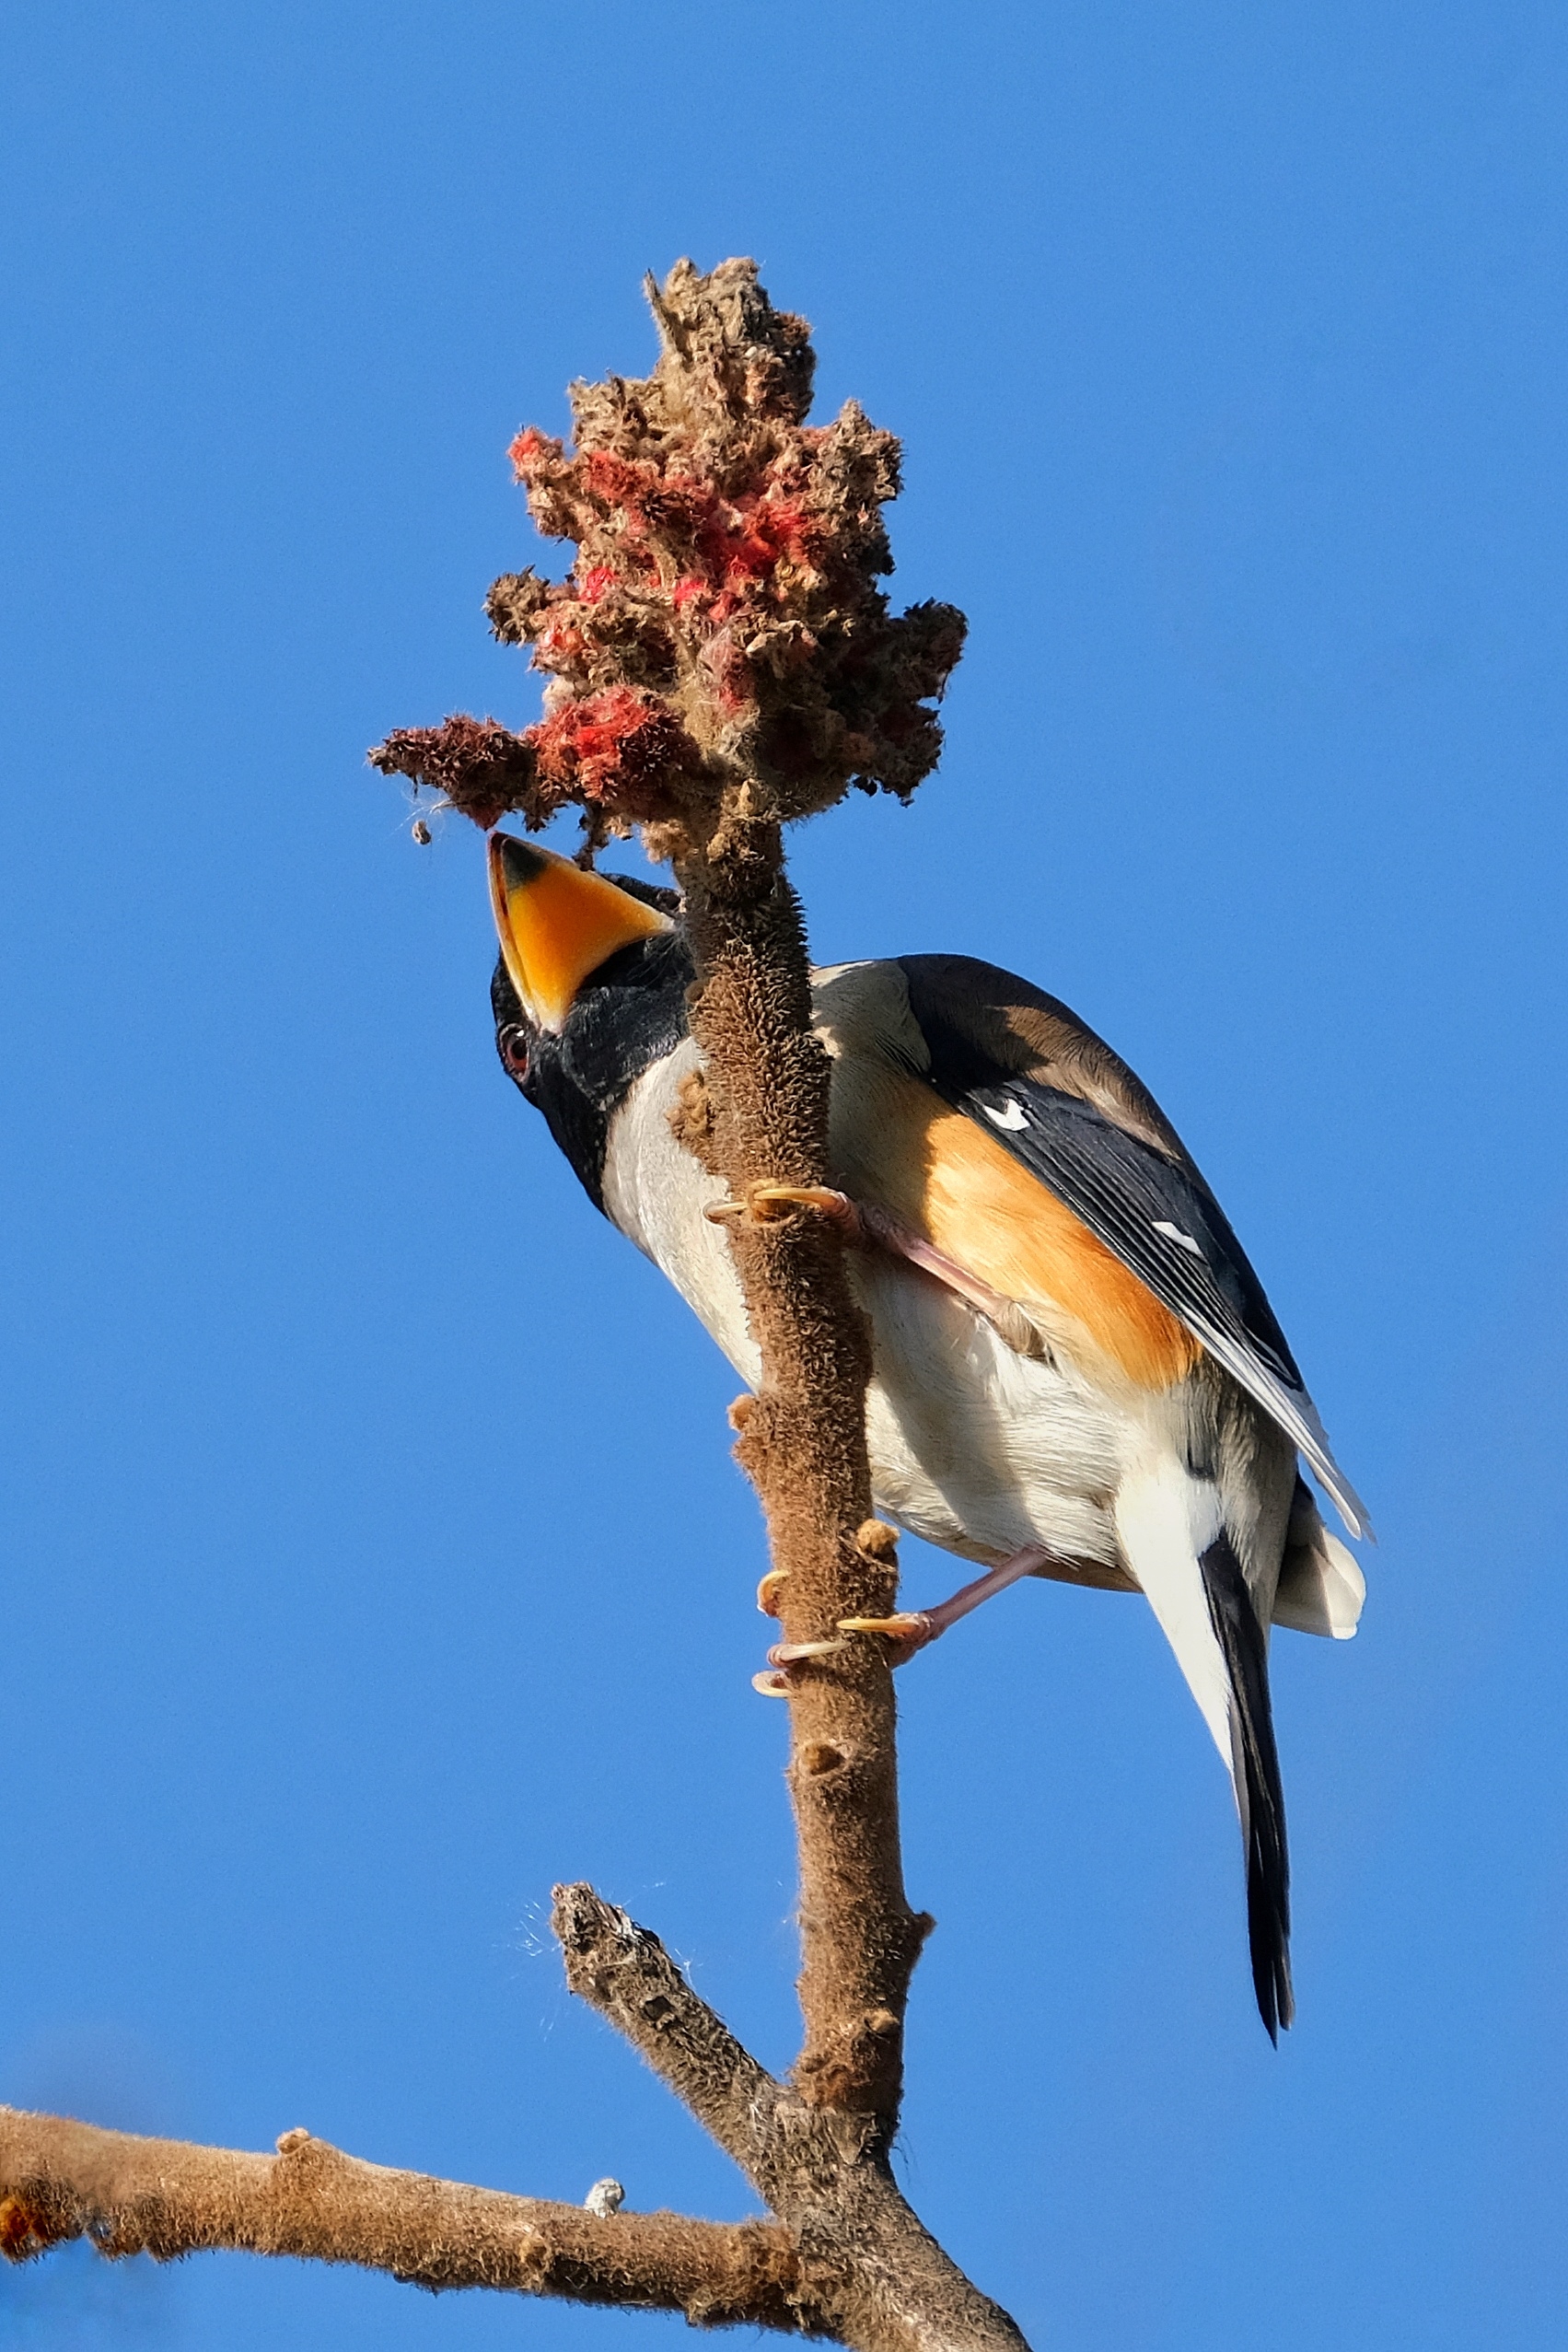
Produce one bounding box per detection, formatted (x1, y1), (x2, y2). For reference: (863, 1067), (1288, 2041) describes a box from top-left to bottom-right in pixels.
(3, 3), (1566, 2345)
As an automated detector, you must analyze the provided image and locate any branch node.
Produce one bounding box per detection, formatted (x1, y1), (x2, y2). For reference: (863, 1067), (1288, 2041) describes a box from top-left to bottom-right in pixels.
(668, 1066), (720, 1170)
(854, 1519), (900, 1563)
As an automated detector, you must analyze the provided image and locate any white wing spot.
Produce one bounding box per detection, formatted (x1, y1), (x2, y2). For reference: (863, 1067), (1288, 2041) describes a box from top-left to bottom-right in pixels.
(1153, 1219), (1204, 1257)
(982, 1098), (1028, 1132)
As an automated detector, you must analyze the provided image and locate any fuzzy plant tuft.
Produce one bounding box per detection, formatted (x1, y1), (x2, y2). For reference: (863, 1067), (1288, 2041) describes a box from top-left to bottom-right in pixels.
(371, 257), (965, 858)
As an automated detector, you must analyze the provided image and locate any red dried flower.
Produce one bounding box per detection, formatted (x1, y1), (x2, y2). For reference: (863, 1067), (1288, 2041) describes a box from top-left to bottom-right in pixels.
(527, 688), (700, 819)
(376, 260), (965, 845)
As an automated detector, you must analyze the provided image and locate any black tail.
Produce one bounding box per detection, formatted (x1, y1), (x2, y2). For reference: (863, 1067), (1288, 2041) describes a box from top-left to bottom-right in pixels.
(1200, 1531), (1294, 2039)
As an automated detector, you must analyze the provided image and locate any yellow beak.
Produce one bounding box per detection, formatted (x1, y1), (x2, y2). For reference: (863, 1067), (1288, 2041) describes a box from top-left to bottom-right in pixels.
(487, 834), (673, 1033)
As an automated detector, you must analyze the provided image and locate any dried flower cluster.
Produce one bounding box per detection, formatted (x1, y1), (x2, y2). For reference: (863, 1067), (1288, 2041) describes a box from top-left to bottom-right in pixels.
(371, 258), (965, 855)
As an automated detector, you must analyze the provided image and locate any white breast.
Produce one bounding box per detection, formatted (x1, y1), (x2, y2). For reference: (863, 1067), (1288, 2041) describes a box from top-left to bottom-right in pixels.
(601, 1043), (1147, 1575)
(600, 1038), (764, 1388)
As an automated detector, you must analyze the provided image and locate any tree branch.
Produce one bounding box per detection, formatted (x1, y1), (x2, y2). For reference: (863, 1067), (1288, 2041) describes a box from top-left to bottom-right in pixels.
(369, 260), (960, 2143)
(675, 837), (934, 2137)
(553, 1881), (783, 2179)
(555, 1885), (1029, 2352)
(0, 2108), (818, 2334)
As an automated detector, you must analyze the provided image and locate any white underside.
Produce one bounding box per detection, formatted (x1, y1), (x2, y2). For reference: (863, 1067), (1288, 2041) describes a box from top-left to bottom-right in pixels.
(603, 1040), (1155, 1571)
(601, 1038), (1361, 1765)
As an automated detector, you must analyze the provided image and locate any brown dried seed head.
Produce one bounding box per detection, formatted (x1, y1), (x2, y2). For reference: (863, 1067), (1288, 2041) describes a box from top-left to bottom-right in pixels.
(373, 260), (965, 848)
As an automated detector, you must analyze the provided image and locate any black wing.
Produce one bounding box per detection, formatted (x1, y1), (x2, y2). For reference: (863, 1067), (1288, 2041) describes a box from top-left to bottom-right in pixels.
(898, 958), (1368, 1538)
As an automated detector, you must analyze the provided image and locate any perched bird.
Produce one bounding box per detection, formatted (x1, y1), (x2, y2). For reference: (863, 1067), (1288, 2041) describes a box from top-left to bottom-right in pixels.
(486, 832), (1367, 2036)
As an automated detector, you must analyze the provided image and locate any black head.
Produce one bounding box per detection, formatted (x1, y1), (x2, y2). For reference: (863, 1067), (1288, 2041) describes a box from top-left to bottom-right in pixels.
(487, 834), (692, 1208)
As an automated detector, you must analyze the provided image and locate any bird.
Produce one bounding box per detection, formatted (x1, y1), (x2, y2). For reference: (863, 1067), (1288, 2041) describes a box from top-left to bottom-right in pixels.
(484, 830), (1368, 2037)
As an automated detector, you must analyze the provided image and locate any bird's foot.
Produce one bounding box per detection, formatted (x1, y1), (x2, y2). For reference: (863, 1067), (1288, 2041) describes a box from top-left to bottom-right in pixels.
(704, 1187), (1041, 1360)
(841, 1547), (1056, 1662)
(704, 1182), (863, 1239)
(838, 1611), (937, 1662)
(755, 1549), (1055, 1693)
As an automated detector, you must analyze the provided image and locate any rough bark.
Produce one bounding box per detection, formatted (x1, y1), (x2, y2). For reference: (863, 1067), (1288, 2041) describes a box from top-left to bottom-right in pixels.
(555, 1886), (1028, 2352)
(675, 820), (933, 2134)
(377, 260), (958, 2146)
(0, 2107), (814, 2331)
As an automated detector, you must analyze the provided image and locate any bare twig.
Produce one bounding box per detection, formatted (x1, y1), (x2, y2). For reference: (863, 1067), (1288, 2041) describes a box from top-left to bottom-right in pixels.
(555, 1887), (1029, 2352)
(553, 1881), (781, 2176)
(0, 2108), (816, 2333)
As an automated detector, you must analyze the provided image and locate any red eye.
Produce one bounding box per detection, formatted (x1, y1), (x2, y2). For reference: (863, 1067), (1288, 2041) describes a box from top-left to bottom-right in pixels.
(500, 1028), (530, 1077)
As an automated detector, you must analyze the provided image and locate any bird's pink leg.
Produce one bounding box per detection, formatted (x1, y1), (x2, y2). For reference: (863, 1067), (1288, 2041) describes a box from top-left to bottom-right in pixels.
(708, 1184), (1043, 1361)
(731, 1187), (1052, 1692)
(752, 1544), (1056, 1690)
(839, 1543), (1057, 1659)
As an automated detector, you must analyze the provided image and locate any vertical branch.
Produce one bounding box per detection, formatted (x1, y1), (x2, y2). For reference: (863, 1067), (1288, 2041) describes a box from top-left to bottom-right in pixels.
(372, 249), (965, 2145)
(677, 823), (931, 2134)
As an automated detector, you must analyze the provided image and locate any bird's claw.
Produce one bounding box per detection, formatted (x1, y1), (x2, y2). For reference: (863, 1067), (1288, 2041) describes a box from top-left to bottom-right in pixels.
(751, 1614), (937, 1696)
(838, 1612), (937, 1660)
(750, 1631), (849, 1696)
(756, 1568), (789, 1618)
(705, 1183), (862, 1238)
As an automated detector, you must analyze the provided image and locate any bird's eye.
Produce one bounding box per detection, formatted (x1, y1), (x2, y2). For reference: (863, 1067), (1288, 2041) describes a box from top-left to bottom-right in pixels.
(500, 1027), (530, 1078)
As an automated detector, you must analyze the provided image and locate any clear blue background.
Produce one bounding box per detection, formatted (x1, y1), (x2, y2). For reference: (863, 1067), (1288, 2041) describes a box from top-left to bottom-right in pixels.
(3, 4), (1564, 2345)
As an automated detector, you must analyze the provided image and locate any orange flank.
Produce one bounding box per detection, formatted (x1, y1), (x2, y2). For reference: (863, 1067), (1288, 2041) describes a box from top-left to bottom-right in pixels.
(488, 835), (670, 1033)
(861, 1073), (1201, 1391)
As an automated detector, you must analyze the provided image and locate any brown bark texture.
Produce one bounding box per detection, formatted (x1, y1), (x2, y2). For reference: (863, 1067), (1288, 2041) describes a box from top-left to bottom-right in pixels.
(554, 1886), (1026, 2352)
(677, 837), (933, 2130)
(9, 263), (1031, 2348)
(0, 2107), (811, 2330)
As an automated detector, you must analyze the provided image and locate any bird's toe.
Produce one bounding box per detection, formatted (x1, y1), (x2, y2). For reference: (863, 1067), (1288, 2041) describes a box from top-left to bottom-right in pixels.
(838, 1612), (936, 1659)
